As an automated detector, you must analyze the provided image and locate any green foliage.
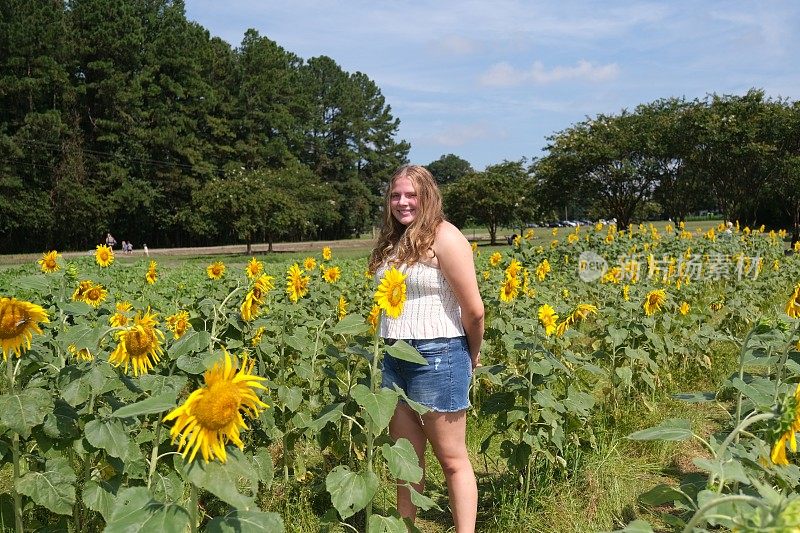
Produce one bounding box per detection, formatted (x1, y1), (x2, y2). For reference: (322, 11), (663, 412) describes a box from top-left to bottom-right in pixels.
(0, 1), (408, 252)
(444, 159), (536, 243)
(426, 153), (474, 185)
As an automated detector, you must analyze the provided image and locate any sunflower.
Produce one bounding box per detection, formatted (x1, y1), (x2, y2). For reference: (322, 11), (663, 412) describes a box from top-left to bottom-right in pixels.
(322, 246), (332, 261)
(285, 264), (310, 303)
(303, 257), (317, 271)
(323, 266), (341, 283)
(242, 274), (275, 321)
(771, 384), (800, 465)
(537, 304), (558, 336)
(207, 261), (226, 280)
(679, 301), (690, 316)
(535, 259), (551, 281)
(374, 266), (407, 319)
(471, 242), (478, 253)
(245, 258), (263, 280)
(786, 284), (800, 319)
(643, 289), (666, 316)
(68, 344), (93, 362)
(108, 308), (165, 376)
(623, 284), (630, 301)
(505, 259), (522, 279)
(499, 275), (520, 303)
(163, 351), (268, 463)
(489, 252), (502, 267)
(109, 301), (132, 327)
(367, 305), (381, 333)
(0, 298), (49, 360)
(38, 250), (61, 273)
(337, 295), (348, 321)
(602, 267), (622, 284)
(95, 244), (115, 267)
(84, 283), (108, 308)
(166, 311), (191, 340)
(571, 303), (598, 322)
(145, 260), (158, 284)
(72, 280), (94, 302)
(556, 303), (597, 337)
(251, 326), (266, 347)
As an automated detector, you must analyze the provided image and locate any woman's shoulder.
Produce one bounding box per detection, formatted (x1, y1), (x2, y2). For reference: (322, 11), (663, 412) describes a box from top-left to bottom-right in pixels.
(434, 221), (469, 252)
(435, 220), (466, 240)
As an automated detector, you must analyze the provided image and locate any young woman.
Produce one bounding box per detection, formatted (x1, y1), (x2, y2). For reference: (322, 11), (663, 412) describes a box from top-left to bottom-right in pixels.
(369, 165), (484, 531)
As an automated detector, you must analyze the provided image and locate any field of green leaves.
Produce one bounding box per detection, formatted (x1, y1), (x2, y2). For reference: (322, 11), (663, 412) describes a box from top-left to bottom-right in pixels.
(1, 222), (800, 532)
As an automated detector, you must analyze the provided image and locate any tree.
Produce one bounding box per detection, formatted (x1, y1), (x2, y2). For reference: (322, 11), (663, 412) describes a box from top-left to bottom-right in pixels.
(683, 90), (779, 224)
(426, 154), (473, 185)
(443, 160), (533, 244)
(538, 111), (664, 230)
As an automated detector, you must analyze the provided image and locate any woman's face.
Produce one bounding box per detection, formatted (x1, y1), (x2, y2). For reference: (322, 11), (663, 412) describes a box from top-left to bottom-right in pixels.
(389, 176), (418, 226)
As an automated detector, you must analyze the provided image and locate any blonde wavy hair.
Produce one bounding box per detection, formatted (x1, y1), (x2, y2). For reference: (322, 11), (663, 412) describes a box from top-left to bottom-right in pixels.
(368, 165), (444, 273)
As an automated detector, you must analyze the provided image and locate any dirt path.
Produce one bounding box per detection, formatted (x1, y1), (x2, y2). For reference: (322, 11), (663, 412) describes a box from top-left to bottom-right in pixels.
(0, 230), (507, 267)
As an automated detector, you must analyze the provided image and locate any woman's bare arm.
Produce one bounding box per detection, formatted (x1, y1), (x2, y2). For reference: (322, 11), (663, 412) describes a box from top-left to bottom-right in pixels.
(434, 221), (484, 367)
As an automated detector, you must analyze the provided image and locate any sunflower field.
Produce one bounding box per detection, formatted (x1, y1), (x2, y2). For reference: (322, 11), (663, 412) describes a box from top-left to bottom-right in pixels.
(2, 223), (800, 532)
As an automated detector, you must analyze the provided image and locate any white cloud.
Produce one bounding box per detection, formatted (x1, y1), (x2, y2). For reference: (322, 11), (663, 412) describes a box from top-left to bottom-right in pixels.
(480, 60), (620, 86)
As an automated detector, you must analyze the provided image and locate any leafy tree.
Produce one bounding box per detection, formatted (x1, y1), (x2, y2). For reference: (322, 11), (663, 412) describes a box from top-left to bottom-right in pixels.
(538, 111), (665, 230)
(683, 90), (779, 224)
(444, 160), (533, 244)
(426, 154), (473, 185)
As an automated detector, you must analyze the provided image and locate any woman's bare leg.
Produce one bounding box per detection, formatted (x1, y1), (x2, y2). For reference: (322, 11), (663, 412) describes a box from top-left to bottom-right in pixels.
(422, 410), (476, 532)
(389, 403), (428, 521)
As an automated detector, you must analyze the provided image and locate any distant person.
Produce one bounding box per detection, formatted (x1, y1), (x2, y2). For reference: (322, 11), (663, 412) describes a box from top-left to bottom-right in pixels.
(120, 240), (128, 253)
(143, 243), (149, 257)
(106, 233), (117, 248)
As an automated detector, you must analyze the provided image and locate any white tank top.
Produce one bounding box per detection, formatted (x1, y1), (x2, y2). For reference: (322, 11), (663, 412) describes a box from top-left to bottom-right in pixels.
(376, 261), (465, 339)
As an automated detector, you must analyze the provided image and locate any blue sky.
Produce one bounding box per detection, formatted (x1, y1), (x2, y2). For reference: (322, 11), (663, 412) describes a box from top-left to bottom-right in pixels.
(184, 1), (800, 170)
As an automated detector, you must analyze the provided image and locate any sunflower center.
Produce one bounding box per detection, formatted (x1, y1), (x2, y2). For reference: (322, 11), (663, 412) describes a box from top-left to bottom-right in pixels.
(389, 285), (403, 304)
(125, 328), (154, 357)
(87, 288), (101, 300)
(0, 306), (27, 339)
(194, 381), (242, 430)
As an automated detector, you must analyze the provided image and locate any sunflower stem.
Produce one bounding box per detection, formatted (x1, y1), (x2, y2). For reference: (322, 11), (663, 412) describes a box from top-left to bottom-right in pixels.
(681, 494), (766, 533)
(189, 482), (199, 533)
(365, 326), (381, 525)
(7, 361), (23, 533)
(147, 418), (163, 489)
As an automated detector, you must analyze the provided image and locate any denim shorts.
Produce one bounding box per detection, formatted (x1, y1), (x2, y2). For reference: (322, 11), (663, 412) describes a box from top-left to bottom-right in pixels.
(381, 336), (472, 413)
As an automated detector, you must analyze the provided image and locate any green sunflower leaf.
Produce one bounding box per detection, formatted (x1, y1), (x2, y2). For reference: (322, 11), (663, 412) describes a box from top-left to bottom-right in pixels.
(381, 438), (423, 483)
(385, 340), (428, 365)
(325, 465), (378, 519)
(0, 387), (53, 438)
(84, 418), (131, 460)
(206, 510), (284, 532)
(104, 487), (190, 533)
(351, 384), (397, 434)
(111, 392), (178, 418)
(16, 457), (76, 515)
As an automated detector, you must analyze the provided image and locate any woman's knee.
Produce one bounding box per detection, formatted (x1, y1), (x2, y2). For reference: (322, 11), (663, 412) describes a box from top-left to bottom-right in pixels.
(435, 448), (471, 477)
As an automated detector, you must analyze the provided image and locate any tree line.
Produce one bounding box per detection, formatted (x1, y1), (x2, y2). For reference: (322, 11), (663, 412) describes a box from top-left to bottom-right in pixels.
(430, 90), (800, 244)
(0, 0), (409, 253)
